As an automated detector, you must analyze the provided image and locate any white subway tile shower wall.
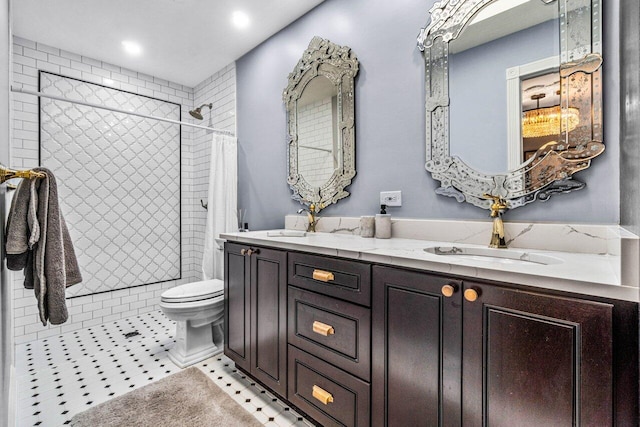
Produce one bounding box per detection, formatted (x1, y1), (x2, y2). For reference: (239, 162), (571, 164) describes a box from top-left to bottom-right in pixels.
(296, 97), (335, 187)
(40, 72), (181, 297)
(11, 36), (236, 343)
(190, 63), (237, 275)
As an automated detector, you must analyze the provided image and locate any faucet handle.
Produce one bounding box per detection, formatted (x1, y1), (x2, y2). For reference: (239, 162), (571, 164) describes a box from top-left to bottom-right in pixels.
(482, 194), (508, 217)
(482, 193), (504, 203)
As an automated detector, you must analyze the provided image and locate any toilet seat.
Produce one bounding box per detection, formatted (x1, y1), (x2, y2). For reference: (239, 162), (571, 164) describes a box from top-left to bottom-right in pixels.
(159, 294), (224, 311)
(161, 279), (224, 303)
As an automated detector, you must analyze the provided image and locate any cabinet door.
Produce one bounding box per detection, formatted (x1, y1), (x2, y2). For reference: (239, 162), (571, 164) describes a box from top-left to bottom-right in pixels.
(462, 282), (613, 427)
(224, 242), (251, 372)
(250, 247), (288, 397)
(372, 266), (462, 427)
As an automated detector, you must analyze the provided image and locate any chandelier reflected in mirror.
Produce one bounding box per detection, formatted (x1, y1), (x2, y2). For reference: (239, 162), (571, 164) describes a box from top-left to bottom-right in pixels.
(522, 93), (580, 139)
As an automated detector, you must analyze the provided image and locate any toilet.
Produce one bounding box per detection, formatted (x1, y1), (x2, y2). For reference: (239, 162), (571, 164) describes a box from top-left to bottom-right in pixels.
(159, 279), (225, 368)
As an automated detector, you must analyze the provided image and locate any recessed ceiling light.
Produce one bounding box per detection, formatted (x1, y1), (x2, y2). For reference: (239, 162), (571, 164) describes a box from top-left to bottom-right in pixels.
(121, 40), (142, 56)
(232, 11), (250, 29)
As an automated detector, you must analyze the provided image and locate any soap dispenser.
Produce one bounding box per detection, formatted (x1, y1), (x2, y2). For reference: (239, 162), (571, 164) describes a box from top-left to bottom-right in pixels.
(375, 204), (391, 239)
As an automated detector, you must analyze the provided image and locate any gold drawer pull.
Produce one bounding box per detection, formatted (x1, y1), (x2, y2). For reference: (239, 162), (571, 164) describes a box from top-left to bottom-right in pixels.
(312, 269), (335, 282)
(312, 385), (334, 405)
(312, 321), (335, 336)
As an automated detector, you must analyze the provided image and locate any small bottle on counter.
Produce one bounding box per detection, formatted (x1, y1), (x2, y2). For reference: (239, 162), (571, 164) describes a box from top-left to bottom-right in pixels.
(375, 204), (391, 239)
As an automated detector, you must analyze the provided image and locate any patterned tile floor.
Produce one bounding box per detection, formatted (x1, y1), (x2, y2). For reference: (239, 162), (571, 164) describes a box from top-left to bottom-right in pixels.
(15, 310), (314, 427)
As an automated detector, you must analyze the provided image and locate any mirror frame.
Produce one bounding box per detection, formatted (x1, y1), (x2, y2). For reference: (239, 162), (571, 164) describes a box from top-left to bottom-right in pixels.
(283, 36), (359, 211)
(417, 0), (604, 210)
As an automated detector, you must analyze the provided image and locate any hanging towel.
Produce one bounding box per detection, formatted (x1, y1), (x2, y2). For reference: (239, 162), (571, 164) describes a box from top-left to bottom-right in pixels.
(5, 167), (82, 325)
(202, 134), (238, 281)
(5, 176), (39, 270)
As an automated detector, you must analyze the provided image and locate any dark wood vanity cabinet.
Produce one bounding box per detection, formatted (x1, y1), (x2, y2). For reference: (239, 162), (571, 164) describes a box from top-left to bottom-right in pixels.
(462, 282), (614, 426)
(371, 266), (463, 426)
(225, 244), (638, 427)
(224, 242), (250, 371)
(462, 281), (615, 427)
(372, 266), (638, 427)
(287, 252), (372, 427)
(224, 242), (288, 397)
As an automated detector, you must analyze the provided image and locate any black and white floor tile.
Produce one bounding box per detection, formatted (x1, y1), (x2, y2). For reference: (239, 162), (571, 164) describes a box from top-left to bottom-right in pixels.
(15, 311), (314, 427)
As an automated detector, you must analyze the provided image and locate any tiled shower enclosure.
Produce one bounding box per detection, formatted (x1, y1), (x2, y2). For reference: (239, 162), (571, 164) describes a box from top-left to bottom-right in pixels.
(11, 37), (235, 343)
(39, 71), (181, 298)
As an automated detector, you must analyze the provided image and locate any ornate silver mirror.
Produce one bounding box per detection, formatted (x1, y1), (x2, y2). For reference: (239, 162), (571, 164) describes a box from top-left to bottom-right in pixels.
(283, 37), (359, 212)
(418, 0), (603, 210)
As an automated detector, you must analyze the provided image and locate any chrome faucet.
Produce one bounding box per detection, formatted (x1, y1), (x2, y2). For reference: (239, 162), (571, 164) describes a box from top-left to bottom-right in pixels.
(297, 204), (320, 232)
(483, 194), (508, 249)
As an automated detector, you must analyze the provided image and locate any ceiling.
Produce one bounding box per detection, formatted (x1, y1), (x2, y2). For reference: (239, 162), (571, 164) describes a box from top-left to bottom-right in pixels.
(12, 0), (325, 87)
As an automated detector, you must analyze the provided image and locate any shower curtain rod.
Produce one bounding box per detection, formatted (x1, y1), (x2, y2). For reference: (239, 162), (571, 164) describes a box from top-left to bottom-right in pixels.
(11, 87), (236, 137)
(299, 145), (332, 153)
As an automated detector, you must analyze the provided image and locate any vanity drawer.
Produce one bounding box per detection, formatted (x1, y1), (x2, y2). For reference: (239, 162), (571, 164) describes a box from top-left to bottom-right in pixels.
(288, 345), (370, 427)
(288, 287), (371, 381)
(288, 252), (371, 306)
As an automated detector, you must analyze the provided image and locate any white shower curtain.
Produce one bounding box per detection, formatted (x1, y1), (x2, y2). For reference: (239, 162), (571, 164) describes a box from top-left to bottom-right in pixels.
(202, 133), (238, 281)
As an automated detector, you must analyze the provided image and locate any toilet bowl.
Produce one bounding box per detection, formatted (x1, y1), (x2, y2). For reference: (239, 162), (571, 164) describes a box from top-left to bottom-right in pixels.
(159, 279), (224, 368)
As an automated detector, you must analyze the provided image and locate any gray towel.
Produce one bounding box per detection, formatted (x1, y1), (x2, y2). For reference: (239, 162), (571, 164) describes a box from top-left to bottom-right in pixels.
(5, 167), (82, 325)
(5, 177), (39, 268)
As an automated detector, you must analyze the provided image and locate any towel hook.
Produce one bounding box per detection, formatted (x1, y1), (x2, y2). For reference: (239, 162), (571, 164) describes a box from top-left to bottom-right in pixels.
(0, 164), (45, 184)
(200, 199), (208, 210)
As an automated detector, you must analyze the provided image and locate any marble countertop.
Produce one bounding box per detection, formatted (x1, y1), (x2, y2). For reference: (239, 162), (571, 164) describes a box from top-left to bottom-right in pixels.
(221, 230), (639, 302)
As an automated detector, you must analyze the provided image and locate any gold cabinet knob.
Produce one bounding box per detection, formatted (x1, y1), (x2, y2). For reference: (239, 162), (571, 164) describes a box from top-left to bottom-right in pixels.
(246, 249), (254, 256)
(441, 284), (457, 297)
(464, 288), (479, 302)
(240, 249), (247, 255)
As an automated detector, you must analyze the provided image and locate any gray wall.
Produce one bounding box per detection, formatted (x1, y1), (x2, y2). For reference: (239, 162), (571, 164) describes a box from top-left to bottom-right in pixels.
(237, 0), (621, 230)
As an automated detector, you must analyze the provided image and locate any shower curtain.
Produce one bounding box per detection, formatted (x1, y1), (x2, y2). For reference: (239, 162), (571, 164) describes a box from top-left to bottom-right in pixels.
(202, 133), (238, 281)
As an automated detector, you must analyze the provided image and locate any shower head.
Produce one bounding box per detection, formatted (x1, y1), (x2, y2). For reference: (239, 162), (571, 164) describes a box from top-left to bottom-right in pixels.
(189, 103), (213, 120)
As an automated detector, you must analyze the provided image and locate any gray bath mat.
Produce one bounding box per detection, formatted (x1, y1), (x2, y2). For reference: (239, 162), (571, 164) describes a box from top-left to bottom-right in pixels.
(70, 367), (262, 427)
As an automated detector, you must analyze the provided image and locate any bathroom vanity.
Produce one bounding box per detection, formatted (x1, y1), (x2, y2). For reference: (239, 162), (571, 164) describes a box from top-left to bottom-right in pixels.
(227, 0), (633, 424)
(222, 229), (639, 427)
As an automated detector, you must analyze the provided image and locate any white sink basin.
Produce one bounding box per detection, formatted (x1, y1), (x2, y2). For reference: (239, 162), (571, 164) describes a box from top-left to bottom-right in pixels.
(424, 246), (564, 266)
